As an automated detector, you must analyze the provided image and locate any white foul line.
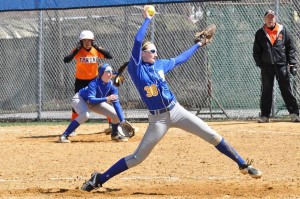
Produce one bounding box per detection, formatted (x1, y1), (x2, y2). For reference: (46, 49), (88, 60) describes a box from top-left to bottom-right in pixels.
(0, 175), (245, 183)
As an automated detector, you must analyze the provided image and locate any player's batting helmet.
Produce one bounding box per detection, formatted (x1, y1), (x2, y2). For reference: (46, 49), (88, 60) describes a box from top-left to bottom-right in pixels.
(79, 30), (94, 40)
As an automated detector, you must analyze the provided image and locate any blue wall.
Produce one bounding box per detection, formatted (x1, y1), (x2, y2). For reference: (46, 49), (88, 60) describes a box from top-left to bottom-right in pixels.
(0, 0), (209, 11)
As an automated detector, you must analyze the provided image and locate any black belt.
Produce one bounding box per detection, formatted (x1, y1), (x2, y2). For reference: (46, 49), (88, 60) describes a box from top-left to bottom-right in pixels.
(149, 102), (176, 115)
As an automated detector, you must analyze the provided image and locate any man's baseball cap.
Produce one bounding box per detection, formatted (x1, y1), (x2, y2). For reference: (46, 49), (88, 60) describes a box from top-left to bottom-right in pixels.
(264, 10), (276, 17)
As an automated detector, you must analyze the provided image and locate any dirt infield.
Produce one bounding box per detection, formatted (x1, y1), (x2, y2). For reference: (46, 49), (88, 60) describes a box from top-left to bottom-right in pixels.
(0, 121), (299, 199)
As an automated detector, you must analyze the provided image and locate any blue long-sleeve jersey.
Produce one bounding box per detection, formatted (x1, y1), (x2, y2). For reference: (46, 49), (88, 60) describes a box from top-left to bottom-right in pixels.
(79, 78), (125, 122)
(128, 18), (201, 111)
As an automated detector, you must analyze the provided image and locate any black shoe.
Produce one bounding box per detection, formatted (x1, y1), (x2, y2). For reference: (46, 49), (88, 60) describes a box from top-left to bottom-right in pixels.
(111, 130), (129, 142)
(81, 172), (102, 192)
(290, 114), (300, 122)
(257, 117), (270, 123)
(239, 159), (262, 179)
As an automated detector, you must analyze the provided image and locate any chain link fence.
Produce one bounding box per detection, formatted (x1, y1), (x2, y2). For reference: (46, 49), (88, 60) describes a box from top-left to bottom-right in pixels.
(0, 0), (299, 121)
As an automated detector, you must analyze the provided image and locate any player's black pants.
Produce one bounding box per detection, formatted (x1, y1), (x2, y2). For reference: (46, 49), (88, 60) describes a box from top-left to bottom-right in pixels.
(260, 65), (299, 117)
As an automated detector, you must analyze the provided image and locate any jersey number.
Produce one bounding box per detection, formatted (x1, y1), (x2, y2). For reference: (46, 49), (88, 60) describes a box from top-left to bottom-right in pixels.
(144, 84), (158, 97)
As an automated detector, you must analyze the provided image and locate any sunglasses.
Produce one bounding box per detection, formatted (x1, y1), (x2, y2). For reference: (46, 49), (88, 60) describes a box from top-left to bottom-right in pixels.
(104, 69), (113, 73)
(143, 49), (157, 54)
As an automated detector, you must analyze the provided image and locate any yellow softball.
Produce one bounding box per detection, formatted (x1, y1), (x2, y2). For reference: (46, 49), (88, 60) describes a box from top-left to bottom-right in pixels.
(147, 5), (155, 16)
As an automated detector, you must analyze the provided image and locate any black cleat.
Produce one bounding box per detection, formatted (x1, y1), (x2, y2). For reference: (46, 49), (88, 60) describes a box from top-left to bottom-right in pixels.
(239, 159), (262, 179)
(81, 172), (102, 192)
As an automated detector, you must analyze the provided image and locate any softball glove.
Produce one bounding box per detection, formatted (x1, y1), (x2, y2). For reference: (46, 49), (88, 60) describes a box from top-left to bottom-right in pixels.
(194, 24), (217, 46)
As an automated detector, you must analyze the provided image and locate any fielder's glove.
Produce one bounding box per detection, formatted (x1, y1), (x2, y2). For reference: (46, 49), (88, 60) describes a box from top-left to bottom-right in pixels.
(290, 65), (297, 76)
(113, 73), (125, 87)
(113, 62), (129, 87)
(194, 24), (217, 46)
(119, 121), (135, 138)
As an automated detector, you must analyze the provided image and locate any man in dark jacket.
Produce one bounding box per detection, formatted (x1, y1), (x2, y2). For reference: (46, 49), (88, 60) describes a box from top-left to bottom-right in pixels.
(253, 9), (300, 123)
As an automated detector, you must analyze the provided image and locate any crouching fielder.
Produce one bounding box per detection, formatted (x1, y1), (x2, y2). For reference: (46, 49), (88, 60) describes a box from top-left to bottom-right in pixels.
(58, 63), (129, 143)
(81, 5), (262, 191)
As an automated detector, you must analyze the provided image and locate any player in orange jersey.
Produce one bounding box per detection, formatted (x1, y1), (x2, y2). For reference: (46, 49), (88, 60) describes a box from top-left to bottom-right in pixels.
(64, 30), (113, 136)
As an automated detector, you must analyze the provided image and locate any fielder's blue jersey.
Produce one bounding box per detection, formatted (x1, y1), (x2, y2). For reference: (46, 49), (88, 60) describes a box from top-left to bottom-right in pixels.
(128, 18), (200, 111)
(79, 78), (125, 121)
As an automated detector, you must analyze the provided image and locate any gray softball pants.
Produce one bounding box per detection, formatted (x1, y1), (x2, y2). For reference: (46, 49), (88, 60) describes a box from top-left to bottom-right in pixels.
(72, 93), (120, 124)
(125, 102), (223, 168)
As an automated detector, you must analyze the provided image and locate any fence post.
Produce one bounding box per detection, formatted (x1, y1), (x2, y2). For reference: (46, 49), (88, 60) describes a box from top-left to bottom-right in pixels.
(37, 10), (44, 120)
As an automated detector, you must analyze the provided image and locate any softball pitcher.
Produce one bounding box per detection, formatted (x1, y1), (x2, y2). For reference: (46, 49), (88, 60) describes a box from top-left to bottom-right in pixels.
(64, 30), (113, 135)
(82, 5), (262, 191)
(58, 63), (129, 143)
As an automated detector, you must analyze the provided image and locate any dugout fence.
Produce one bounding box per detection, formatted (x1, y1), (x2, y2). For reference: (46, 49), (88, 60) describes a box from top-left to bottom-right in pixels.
(0, 0), (299, 121)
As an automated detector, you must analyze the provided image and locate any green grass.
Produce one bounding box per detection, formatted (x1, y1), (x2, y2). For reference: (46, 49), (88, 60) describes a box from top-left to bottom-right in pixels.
(0, 120), (107, 127)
